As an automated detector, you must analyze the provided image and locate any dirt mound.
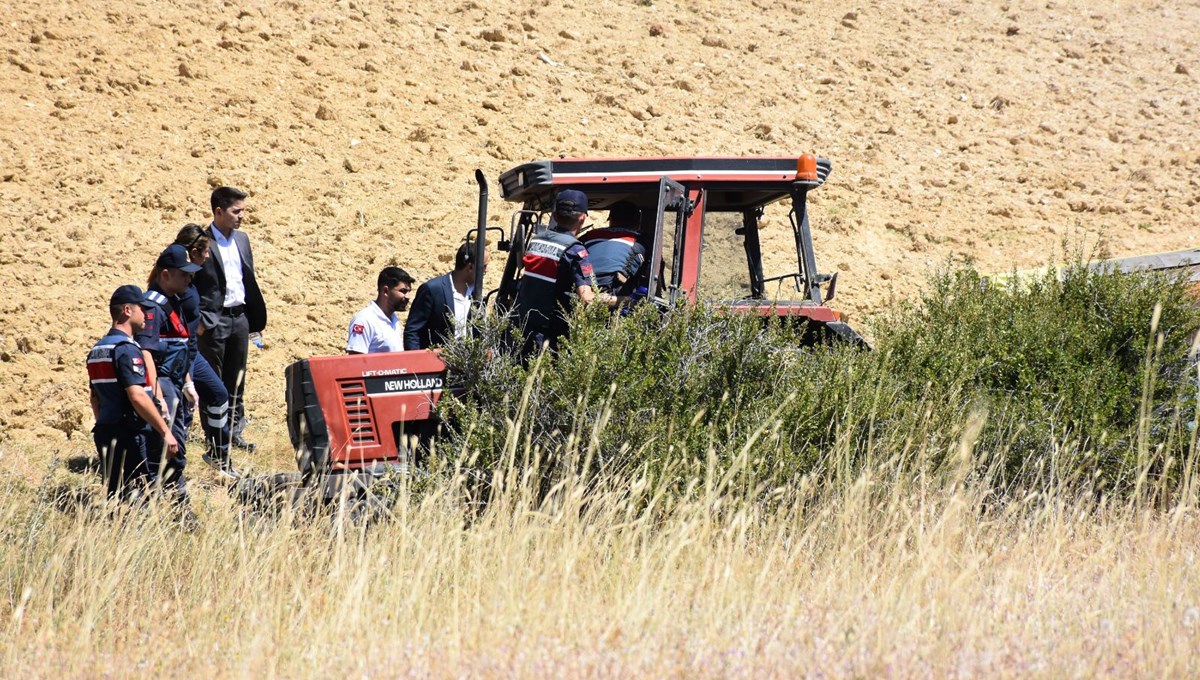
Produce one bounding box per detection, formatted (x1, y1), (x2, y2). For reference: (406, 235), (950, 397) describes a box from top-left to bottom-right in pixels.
(1, 0), (1197, 447)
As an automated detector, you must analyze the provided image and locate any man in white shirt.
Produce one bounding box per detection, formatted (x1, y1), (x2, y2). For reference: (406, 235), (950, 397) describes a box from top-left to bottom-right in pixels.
(193, 186), (267, 455)
(404, 242), (488, 350)
(346, 267), (415, 354)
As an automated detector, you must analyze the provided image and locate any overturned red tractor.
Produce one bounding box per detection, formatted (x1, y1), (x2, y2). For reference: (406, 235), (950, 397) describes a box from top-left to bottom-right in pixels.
(284, 155), (864, 491)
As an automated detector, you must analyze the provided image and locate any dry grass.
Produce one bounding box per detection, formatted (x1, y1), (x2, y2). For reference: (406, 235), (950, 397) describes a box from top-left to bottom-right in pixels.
(3, 424), (1199, 678)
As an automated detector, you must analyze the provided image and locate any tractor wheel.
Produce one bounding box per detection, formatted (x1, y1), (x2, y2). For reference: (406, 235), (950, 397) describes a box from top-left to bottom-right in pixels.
(294, 412), (319, 483)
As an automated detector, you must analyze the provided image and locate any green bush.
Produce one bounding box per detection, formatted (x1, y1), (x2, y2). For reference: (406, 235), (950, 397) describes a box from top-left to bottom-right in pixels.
(437, 261), (1200, 502)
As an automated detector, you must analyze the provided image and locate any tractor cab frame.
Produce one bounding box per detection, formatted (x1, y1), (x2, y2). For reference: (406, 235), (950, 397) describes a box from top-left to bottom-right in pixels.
(488, 155), (865, 345)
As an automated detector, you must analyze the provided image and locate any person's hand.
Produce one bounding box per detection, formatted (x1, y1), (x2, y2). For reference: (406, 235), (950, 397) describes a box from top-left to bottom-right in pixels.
(620, 286), (648, 317)
(162, 432), (180, 459)
(197, 324), (206, 337)
(183, 381), (199, 408)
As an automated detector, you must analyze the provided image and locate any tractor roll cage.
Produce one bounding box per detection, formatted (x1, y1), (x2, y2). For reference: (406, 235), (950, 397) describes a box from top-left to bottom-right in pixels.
(496, 156), (835, 306)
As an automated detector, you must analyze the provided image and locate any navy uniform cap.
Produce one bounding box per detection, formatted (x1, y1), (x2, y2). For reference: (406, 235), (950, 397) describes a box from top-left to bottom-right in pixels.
(156, 244), (203, 273)
(109, 285), (146, 307)
(554, 189), (589, 217)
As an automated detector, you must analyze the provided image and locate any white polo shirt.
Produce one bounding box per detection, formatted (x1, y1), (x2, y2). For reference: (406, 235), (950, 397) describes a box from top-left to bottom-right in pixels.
(345, 301), (405, 354)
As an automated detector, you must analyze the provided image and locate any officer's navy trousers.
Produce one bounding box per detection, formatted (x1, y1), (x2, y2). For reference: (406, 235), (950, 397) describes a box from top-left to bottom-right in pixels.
(93, 424), (150, 501)
(199, 311), (250, 440)
(181, 353), (231, 459)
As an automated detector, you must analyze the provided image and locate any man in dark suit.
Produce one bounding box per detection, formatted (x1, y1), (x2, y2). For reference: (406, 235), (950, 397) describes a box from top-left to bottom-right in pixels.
(192, 186), (267, 454)
(404, 242), (487, 350)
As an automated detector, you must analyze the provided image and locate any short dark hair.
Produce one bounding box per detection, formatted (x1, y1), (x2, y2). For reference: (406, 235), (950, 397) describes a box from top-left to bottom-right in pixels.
(607, 201), (641, 228)
(378, 266), (415, 290)
(455, 242), (475, 271)
(211, 186), (248, 213)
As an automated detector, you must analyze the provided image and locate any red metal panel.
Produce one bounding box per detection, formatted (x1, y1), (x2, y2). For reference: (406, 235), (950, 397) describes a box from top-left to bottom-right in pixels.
(719, 305), (842, 322)
(678, 189), (706, 303)
(304, 350), (447, 470)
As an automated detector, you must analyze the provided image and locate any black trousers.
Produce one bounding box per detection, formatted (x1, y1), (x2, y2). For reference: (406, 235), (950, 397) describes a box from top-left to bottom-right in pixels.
(198, 309), (250, 440)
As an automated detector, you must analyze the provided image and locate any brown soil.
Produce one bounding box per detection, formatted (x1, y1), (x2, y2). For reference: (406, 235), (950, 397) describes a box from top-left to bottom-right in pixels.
(1, 0), (1197, 452)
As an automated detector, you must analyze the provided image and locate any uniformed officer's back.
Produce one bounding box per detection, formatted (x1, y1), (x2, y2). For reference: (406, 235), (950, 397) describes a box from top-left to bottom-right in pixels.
(513, 189), (628, 358)
(88, 285), (180, 502)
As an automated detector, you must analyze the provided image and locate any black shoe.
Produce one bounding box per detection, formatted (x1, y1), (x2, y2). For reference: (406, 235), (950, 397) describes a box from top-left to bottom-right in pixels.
(202, 452), (241, 480)
(232, 435), (257, 453)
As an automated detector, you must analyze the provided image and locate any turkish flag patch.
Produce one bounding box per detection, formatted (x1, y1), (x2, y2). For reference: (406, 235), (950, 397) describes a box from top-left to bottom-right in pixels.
(132, 356), (143, 365)
(352, 324), (364, 335)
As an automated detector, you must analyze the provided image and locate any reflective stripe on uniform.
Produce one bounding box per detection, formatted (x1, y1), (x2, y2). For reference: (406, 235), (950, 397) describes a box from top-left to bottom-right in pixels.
(523, 237), (568, 282)
(204, 402), (229, 429)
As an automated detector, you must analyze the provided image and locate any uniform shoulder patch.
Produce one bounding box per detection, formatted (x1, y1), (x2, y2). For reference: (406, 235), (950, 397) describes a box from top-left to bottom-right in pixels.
(352, 324), (365, 335)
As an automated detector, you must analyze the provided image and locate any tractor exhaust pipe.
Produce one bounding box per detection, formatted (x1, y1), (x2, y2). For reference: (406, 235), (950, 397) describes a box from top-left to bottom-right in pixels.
(472, 169), (488, 306)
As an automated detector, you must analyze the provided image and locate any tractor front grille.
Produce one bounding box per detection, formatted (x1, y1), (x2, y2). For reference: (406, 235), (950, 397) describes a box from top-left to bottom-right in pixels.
(339, 380), (379, 446)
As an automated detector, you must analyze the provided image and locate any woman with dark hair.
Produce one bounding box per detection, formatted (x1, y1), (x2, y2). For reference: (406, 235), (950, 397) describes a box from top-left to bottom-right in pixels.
(173, 224), (237, 478)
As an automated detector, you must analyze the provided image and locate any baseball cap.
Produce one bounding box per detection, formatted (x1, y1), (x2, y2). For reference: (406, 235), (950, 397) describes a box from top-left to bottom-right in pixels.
(554, 189), (589, 217)
(156, 244), (203, 273)
(109, 284), (146, 307)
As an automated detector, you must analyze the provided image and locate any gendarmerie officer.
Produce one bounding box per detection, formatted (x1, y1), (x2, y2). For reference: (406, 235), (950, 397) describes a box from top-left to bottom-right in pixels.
(512, 189), (624, 357)
(582, 201), (647, 295)
(137, 244), (201, 503)
(88, 285), (179, 500)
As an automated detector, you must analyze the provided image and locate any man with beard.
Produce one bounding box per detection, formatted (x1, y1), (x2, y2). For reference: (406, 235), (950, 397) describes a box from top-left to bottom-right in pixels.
(346, 266), (416, 354)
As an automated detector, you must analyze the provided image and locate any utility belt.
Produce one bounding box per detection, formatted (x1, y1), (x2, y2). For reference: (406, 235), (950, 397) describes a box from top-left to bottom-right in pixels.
(94, 412), (150, 433)
(221, 304), (246, 317)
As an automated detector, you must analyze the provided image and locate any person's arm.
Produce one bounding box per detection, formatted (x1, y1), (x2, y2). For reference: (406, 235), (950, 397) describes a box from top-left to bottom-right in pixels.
(572, 247), (621, 309)
(403, 283), (434, 351)
(182, 371), (198, 409)
(134, 308), (166, 409)
(90, 390), (100, 422)
(575, 285), (622, 309)
(115, 345), (178, 458)
(346, 318), (371, 355)
(127, 386), (179, 458)
(138, 348), (167, 414)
